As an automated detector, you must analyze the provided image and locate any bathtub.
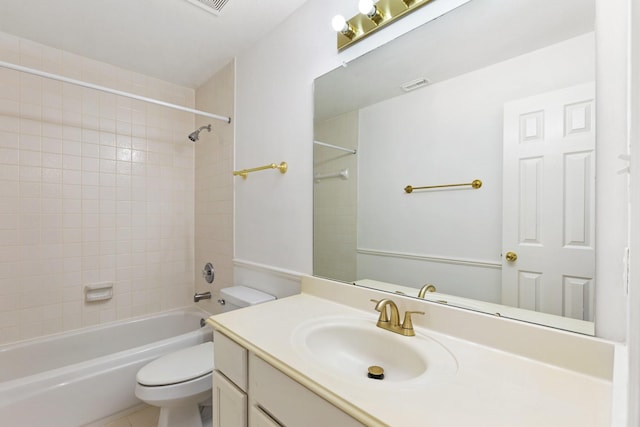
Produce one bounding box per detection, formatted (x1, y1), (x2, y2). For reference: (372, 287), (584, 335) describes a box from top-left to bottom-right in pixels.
(0, 306), (213, 427)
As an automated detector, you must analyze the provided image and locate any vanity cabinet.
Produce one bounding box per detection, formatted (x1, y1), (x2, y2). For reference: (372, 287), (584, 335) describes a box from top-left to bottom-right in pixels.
(213, 333), (248, 427)
(212, 331), (365, 427)
(248, 353), (364, 427)
(248, 406), (281, 427)
(212, 371), (247, 427)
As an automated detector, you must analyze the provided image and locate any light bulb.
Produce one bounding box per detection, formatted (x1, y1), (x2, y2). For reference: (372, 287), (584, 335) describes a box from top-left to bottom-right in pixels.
(358, 0), (376, 16)
(331, 15), (348, 32)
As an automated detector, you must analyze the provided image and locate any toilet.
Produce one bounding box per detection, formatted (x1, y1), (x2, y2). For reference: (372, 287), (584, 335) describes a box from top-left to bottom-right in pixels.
(135, 286), (275, 427)
(217, 285), (277, 313)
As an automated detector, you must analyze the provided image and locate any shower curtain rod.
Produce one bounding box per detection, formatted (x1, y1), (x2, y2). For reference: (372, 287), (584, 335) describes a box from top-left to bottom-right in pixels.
(313, 140), (356, 154)
(0, 60), (231, 124)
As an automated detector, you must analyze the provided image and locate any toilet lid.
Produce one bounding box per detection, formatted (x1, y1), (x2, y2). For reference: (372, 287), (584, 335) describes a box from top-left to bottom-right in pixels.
(137, 341), (214, 386)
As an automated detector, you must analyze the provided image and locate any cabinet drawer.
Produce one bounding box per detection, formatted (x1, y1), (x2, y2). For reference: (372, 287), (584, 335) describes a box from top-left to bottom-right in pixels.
(249, 353), (365, 427)
(249, 406), (281, 427)
(215, 332), (248, 391)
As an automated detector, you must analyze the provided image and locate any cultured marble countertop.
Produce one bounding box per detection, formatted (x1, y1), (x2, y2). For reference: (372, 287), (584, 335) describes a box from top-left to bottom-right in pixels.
(208, 280), (613, 427)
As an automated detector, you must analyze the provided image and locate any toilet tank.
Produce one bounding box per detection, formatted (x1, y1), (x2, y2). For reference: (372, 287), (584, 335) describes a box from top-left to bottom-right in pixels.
(219, 286), (275, 312)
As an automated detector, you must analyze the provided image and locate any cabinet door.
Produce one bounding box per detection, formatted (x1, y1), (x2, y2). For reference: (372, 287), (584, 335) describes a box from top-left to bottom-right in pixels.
(249, 406), (282, 427)
(213, 370), (247, 427)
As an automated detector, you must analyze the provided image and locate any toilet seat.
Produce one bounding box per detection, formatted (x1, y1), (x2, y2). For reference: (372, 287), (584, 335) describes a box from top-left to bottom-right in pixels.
(134, 288), (274, 427)
(137, 342), (213, 386)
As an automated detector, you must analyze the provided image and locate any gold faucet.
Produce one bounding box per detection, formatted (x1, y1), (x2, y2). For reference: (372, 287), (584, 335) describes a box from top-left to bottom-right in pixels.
(417, 284), (436, 298)
(371, 299), (425, 336)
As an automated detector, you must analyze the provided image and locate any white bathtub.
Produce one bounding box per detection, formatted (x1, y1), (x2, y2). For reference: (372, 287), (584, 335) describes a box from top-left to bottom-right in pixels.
(0, 307), (213, 427)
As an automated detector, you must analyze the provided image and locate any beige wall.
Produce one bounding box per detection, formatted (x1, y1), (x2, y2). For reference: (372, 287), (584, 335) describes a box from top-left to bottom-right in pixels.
(0, 31), (196, 344)
(194, 61), (235, 314)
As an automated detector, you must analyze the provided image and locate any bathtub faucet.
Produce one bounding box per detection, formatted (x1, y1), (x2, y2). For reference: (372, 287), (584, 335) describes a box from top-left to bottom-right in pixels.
(194, 291), (212, 302)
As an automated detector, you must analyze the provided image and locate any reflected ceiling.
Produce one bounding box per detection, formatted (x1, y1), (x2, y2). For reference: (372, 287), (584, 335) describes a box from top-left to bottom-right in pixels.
(315, 0), (594, 121)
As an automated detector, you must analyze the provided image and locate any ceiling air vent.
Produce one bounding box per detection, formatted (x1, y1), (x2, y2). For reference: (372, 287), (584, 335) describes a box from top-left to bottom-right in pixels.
(184, 0), (230, 16)
(400, 78), (430, 92)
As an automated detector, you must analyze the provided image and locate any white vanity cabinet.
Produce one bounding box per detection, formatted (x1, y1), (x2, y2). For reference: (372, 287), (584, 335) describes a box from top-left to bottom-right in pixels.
(248, 353), (365, 427)
(212, 331), (365, 427)
(213, 333), (249, 427)
(248, 406), (281, 427)
(212, 371), (247, 427)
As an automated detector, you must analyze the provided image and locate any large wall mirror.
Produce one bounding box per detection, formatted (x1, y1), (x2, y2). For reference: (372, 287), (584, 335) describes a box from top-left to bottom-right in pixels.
(313, 0), (596, 334)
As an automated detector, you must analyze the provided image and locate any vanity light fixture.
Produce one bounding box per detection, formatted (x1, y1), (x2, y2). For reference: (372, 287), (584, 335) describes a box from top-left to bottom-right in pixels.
(333, 0), (435, 50)
(358, 0), (384, 25)
(332, 15), (357, 40)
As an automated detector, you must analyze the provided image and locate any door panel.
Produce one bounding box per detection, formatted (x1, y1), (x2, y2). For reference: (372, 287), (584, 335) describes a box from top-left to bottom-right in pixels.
(502, 83), (595, 321)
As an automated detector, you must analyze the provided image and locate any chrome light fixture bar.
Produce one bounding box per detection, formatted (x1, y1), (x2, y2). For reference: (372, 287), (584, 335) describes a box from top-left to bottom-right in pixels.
(333, 0), (436, 51)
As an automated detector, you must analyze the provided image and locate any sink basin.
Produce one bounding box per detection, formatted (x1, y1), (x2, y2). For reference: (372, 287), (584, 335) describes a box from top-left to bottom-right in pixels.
(292, 315), (457, 383)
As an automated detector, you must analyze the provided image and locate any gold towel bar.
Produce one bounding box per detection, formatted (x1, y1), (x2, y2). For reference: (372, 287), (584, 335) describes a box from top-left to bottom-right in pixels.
(404, 179), (482, 193)
(233, 162), (288, 179)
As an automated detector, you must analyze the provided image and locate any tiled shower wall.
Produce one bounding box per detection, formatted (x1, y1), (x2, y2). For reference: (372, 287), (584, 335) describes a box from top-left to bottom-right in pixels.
(194, 61), (234, 314)
(0, 31), (196, 345)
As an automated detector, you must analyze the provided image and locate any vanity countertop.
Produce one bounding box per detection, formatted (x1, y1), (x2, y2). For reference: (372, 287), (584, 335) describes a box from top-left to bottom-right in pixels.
(207, 277), (614, 427)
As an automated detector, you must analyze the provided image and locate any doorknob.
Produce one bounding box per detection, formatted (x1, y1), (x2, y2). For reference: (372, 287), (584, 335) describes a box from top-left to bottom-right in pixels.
(505, 251), (518, 262)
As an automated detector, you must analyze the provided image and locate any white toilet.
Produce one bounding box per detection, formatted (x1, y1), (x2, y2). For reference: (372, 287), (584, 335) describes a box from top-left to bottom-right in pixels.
(135, 286), (275, 427)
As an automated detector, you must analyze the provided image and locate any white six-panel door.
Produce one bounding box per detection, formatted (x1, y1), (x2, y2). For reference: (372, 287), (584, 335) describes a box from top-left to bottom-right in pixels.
(502, 83), (595, 321)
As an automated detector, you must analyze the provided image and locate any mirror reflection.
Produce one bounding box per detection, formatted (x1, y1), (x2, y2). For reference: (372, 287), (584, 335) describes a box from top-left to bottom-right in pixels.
(313, 0), (596, 334)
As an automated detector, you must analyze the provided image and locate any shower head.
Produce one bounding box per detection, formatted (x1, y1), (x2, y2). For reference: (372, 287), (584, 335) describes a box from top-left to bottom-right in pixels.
(188, 124), (212, 142)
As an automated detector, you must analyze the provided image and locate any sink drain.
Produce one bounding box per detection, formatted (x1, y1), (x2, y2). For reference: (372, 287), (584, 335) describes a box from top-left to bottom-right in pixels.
(367, 365), (385, 380)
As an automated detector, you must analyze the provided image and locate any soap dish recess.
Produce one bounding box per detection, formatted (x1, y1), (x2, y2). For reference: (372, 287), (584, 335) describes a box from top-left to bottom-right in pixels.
(85, 282), (114, 302)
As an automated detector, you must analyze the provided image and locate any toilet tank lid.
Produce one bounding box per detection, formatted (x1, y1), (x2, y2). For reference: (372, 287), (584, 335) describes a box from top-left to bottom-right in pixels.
(220, 286), (275, 307)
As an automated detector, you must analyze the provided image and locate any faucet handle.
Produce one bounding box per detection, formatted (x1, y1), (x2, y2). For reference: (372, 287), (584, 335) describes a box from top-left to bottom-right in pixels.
(370, 299), (389, 322)
(401, 311), (425, 335)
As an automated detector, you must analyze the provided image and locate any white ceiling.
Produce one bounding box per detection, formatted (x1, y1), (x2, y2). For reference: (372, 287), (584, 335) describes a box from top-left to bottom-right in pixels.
(0, 0), (309, 88)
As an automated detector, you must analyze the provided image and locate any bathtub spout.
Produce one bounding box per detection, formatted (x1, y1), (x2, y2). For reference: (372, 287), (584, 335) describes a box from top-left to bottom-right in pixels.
(194, 291), (212, 302)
